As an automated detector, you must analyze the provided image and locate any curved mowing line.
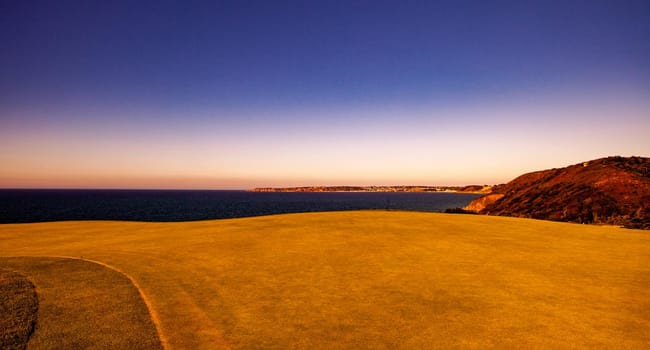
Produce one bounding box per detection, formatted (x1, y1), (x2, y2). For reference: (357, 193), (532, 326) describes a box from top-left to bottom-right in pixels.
(30, 255), (169, 350)
(98, 249), (233, 349)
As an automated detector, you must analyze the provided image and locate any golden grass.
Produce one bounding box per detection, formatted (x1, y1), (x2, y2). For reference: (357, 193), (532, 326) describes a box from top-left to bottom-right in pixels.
(0, 268), (37, 350)
(0, 257), (162, 349)
(1, 211), (649, 349)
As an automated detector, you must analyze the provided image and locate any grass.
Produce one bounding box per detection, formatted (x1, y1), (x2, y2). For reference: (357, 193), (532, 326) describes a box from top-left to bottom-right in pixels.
(0, 211), (649, 349)
(0, 257), (162, 349)
(0, 268), (37, 350)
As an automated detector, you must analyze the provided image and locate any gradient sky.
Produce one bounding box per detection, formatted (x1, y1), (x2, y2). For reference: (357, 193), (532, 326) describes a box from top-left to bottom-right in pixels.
(1, 0), (649, 189)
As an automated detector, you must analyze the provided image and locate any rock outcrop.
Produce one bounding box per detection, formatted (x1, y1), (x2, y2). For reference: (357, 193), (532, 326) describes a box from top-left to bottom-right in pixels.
(463, 194), (504, 212)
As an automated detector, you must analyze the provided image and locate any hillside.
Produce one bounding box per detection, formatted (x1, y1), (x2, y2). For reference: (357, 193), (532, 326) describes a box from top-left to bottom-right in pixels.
(466, 156), (650, 229)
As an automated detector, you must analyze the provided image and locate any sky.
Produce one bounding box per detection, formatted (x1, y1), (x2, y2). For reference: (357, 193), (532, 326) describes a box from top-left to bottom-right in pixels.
(1, 0), (649, 189)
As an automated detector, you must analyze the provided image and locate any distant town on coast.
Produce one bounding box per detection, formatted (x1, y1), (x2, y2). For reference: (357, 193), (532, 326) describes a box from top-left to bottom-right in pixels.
(250, 185), (491, 193)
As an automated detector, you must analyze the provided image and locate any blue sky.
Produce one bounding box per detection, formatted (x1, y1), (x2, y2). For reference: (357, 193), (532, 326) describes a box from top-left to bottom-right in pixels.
(1, 1), (649, 188)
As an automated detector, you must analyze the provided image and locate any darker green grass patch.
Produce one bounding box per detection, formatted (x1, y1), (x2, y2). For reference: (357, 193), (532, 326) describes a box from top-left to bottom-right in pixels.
(0, 268), (38, 350)
(0, 257), (162, 350)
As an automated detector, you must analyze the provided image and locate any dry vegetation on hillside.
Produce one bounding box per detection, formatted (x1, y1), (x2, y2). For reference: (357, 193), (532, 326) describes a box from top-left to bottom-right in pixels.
(468, 156), (650, 229)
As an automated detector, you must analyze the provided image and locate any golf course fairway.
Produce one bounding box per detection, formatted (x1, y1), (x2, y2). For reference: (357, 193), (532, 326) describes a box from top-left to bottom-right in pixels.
(1, 211), (648, 349)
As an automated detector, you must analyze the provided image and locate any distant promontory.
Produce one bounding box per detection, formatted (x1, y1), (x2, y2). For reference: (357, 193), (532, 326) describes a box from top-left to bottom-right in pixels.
(250, 185), (491, 194)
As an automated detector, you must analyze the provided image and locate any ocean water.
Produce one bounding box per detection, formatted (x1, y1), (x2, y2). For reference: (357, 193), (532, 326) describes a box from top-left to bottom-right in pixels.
(0, 190), (480, 223)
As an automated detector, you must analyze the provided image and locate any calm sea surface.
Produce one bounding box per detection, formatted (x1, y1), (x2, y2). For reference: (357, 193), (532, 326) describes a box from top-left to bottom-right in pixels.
(0, 190), (480, 223)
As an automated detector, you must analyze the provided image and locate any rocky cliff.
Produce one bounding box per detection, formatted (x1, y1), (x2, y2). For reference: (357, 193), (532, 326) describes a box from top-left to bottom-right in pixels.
(465, 156), (650, 229)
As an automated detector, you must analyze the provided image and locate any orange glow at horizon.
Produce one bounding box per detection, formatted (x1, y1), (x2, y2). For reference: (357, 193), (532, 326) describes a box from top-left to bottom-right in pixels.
(2, 98), (649, 190)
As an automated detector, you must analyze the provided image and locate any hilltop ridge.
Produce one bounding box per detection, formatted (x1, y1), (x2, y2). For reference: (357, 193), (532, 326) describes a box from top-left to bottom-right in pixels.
(465, 156), (650, 229)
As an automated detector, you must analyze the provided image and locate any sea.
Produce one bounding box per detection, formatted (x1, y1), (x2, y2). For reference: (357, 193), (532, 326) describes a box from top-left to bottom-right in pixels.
(0, 189), (480, 224)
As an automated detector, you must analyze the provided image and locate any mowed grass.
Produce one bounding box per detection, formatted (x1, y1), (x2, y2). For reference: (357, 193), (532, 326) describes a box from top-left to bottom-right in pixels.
(0, 257), (162, 350)
(0, 211), (649, 349)
(0, 268), (37, 350)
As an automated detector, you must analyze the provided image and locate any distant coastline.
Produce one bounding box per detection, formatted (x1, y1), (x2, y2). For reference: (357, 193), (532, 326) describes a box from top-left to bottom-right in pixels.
(250, 185), (491, 194)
